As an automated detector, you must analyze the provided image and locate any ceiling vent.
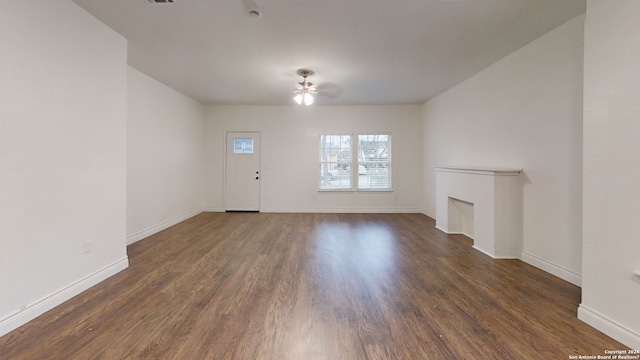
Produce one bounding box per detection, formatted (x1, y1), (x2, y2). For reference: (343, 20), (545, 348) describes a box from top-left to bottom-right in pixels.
(146, 0), (174, 3)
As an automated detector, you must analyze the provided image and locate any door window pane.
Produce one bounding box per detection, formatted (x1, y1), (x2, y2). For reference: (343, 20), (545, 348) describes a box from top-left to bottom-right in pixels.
(233, 138), (254, 154)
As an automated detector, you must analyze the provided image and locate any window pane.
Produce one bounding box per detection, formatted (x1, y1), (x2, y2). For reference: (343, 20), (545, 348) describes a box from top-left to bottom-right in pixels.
(233, 138), (254, 154)
(320, 135), (351, 190)
(320, 163), (352, 189)
(357, 134), (391, 190)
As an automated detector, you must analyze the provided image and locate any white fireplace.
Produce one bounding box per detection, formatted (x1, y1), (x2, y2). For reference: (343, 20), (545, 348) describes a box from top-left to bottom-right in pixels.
(434, 166), (523, 259)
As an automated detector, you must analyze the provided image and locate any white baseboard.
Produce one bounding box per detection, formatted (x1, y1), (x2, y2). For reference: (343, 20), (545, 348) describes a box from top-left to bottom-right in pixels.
(520, 250), (581, 286)
(126, 208), (204, 245)
(436, 227), (516, 259)
(202, 207), (224, 212)
(578, 304), (640, 350)
(259, 207), (423, 213)
(436, 229), (581, 284)
(0, 257), (129, 338)
(434, 226), (474, 239)
(422, 208), (436, 219)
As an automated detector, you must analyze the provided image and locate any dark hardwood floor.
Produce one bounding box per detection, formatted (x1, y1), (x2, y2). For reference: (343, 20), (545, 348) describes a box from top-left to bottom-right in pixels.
(0, 213), (625, 359)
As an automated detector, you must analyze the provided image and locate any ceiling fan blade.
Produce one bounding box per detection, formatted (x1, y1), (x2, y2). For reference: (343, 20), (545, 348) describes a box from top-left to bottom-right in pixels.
(316, 82), (343, 99)
(239, 0), (260, 12)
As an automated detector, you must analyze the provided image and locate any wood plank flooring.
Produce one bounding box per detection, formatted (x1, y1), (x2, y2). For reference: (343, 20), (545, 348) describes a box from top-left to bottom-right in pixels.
(0, 213), (626, 359)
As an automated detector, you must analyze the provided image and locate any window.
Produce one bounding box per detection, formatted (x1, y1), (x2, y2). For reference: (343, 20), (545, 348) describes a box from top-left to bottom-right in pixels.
(357, 134), (391, 190)
(320, 135), (352, 190)
(233, 138), (254, 154)
(319, 133), (391, 191)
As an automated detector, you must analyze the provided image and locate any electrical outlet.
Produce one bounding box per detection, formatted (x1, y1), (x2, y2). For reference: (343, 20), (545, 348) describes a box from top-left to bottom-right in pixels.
(83, 241), (92, 254)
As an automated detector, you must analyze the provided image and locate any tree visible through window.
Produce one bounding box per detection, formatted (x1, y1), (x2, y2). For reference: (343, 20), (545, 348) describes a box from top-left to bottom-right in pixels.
(357, 134), (391, 190)
(320, 135), (352, 190)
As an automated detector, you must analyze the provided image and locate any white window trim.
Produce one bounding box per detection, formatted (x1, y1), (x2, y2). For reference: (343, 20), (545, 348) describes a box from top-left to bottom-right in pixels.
(356, 188), (393, 193)
(355, 132), (392, 192)
(318, 132), (393, 192)
(319, 134), (353, 191)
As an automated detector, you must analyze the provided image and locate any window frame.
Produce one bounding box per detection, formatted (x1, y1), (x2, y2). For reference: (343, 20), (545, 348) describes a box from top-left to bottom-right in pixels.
(356, 133), (392, 192)
(317, 133), (392, 192)
(319, 134), (353, 191)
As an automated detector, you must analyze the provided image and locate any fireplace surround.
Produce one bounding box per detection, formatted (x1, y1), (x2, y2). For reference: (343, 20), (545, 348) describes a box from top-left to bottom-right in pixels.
(434, 166), (523, 259)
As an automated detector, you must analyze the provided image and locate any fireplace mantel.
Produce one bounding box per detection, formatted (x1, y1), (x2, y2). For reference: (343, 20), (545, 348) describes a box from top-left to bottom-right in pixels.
(433, 166), (522, 176)
(434, 166), (523, 259)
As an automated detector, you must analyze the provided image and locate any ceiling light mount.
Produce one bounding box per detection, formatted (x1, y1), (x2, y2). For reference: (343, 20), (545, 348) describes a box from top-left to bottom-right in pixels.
(296, 69), (314, 78)
(293, 69), (318, 106)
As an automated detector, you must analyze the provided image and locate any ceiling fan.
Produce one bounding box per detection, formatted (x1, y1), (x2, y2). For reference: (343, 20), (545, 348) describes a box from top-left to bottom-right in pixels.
(293, 69), (319, 106)
(292, 69), (343, 105)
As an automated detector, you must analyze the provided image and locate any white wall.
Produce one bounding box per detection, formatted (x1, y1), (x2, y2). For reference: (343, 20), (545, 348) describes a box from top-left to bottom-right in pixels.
(204, 105), (423, 213)
(0, 1), (128, 336)
(579, 1), (640, 349)
(127, 67), (206, 244)
(422, 16), (584, 285)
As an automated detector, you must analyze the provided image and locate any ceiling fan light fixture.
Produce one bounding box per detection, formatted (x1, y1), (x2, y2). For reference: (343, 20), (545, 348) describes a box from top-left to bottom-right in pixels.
(293, 69), (318, 106)
(293, 91), (314, 106)
(303, 93), (314, 106)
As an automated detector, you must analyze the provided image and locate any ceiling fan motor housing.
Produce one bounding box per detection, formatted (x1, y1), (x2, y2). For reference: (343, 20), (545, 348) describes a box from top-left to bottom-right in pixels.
(297, 69), (314, 77)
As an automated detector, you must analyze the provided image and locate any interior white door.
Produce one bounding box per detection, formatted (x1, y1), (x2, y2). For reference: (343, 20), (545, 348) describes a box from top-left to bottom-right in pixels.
(225, 132), (261, 211)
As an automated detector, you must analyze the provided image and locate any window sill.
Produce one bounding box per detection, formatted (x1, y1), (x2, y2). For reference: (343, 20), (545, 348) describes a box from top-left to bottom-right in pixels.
(316, 189), (393, 193)
(317, 189), (355, 193)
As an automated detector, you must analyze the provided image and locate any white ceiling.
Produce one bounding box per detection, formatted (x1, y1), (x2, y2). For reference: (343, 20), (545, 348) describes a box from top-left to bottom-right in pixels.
(72, 0), (585, 105)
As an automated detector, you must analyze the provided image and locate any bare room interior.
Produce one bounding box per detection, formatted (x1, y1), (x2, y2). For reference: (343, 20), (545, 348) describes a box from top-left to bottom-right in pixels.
(1, 0), (639, 358)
